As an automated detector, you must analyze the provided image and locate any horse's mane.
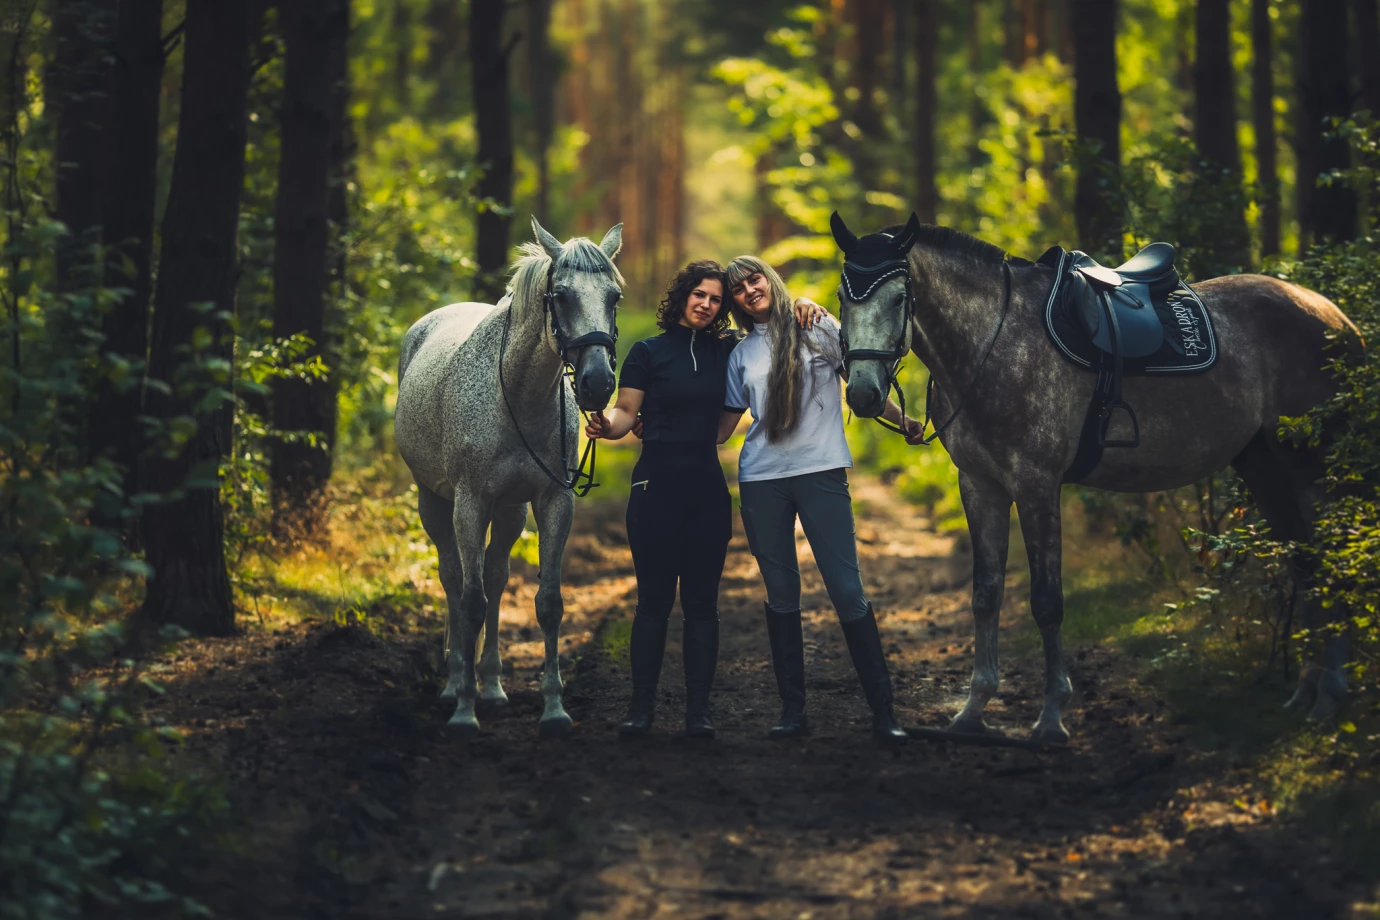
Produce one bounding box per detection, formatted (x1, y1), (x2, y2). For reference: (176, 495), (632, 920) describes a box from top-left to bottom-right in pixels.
(508, 237), (626, 308)
(880, 222), (1009, 266)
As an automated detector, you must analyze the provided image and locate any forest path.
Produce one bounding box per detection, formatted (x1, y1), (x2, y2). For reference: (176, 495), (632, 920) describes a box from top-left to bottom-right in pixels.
(154, 474), (1368, 918)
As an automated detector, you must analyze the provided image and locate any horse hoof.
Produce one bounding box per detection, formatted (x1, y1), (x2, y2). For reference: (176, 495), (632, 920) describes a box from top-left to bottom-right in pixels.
(1306, 690), (1342, 723)
(1030, 720), (1070, 746)
(444, 715), (481, 740)
(949, 716), (990, 735)
(439, 682), (462, 703)
(539, 715), (574, 739)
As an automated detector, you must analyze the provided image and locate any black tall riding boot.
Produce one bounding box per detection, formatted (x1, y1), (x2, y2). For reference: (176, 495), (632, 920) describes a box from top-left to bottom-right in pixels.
(764, 604), (810, 739)
(619, 612), (669, 739)
(683, 616), (719, 739)
(841, 606), (910, 745)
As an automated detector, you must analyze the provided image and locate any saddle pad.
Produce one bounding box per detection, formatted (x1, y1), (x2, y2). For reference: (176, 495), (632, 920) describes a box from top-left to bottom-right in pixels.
(1039, 247), (1218, 376)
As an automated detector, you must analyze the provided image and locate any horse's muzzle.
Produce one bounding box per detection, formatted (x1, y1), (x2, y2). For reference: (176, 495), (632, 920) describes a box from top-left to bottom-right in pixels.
(573, 347), (616, 411)
(845, 378), (887, 419)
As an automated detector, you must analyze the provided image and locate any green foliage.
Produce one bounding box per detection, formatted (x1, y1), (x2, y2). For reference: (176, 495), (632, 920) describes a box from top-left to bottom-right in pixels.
(0, 220), (224, 916)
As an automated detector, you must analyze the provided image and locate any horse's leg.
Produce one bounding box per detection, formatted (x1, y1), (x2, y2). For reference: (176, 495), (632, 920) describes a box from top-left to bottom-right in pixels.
(445, 491), (492, 738)
(950, 470), (1012, 734)
(1015, 486), (1072, 744)
(1232, 434), (1345, 719)
(418, 485), (466, 701)
(477, 503), (528, 709)
(532, 489), (576, 737)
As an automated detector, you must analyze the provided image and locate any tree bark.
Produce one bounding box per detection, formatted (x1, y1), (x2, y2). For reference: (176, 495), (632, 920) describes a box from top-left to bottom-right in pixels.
(1194, 0), (1250, 270)
(1194, 0), (1241, 171)
(1354, 0), (1380, 116)
(270, 0), (346, 528)
(914, 0), (938, 223)
(1298, 0), (1357, 243)
(49, 0), (117, 289)
(86, 0), (161, 523)
(1072, 0), (1122, 258)
(141, 0), (254, 637)
(1004, 0), (1027, 67)
(1252, 0), (1281, 257)
(470, 0), (514, 303)
(527, 0), (555, 223)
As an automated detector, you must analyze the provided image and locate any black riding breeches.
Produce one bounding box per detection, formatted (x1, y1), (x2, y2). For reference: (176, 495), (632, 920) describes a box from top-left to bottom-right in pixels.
(625, 443), (732, 623)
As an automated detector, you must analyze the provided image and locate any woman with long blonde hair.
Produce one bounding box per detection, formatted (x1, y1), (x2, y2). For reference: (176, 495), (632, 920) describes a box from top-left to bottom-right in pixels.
(718, 255), (920, 745)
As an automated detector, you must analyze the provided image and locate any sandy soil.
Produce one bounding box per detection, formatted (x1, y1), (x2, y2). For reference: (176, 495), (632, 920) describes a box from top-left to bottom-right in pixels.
(148, 475), (1373, 918)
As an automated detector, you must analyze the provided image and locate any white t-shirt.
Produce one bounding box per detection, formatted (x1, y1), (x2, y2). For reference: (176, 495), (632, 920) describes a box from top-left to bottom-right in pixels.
(724, 315), (853, 483)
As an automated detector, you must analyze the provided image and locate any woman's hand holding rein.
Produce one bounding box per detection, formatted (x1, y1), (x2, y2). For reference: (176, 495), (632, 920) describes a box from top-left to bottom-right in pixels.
(585, 387), (646, 440)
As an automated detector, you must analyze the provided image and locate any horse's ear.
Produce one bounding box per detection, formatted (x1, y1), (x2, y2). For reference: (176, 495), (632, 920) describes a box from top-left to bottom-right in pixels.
(598, 222), (624, 261)
(892, 212), (922, 254)
(829, 211), (858, 257)
(531, 217), (564, 261)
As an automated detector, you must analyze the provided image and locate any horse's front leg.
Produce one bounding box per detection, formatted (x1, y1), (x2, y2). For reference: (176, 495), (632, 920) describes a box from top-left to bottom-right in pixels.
(951, 470), (1012, 734)
(477, 503), (529, 710)
(445, 493), (492, 739)
(532, 488), (575, 737)
(1016, 485), (1072, 744)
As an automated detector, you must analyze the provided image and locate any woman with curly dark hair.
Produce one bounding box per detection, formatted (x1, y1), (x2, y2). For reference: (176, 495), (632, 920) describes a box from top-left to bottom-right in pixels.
(584, 260), (737, 739)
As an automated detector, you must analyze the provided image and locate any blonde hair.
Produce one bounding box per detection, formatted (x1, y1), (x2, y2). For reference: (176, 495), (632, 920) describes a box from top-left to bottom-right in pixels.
(726, 255), (817, 442)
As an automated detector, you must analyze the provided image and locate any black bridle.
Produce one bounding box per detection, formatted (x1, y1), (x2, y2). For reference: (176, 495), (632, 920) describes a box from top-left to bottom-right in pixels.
(840, 259), (1012, 444)
(498, 263), (619, 497)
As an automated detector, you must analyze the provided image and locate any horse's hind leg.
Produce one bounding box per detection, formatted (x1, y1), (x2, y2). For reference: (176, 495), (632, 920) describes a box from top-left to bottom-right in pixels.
(477, 503), (528, 709)
(1232, 433), (1345, 719)
(1016, 486), (1072, 744)
(532, 489), (575, 737)
(951, 471), (1012, 734)
(418, 486), (466, 701)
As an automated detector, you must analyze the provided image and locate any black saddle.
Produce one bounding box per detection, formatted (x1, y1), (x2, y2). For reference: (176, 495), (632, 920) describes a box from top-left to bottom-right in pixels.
(1064, 243), (1179, 358)
(1037, 243), (1218, 483)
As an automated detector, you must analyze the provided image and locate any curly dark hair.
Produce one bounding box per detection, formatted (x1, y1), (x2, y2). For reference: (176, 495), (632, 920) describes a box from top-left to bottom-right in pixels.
(656, 259), (731, 336)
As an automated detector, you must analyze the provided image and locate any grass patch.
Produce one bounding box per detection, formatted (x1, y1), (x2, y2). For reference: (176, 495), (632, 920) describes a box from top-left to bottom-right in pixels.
(600, 619), (633, 668)
(1021, 496), (1380, 871)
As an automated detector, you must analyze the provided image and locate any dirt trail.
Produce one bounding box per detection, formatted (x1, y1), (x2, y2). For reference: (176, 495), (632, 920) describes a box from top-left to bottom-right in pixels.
(152, 475), (1371, 918)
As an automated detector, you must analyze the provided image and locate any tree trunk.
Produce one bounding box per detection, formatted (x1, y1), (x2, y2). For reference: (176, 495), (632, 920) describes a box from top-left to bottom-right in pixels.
(470, 0), (514, 302)
(1194, 0), (1250, 271)
(527, 0), (555, 223)
(1354, 0), (1380, 116)
(87, 0), (161, 524)
(141, 0), (254, 637)
(1004, 0), (1027, 67)
(849, 0), (888, 192)
(1252, 0), (1281, 257)
(49, 0), (117, 289)
(1072, 0), (1122, 258)
(914, 0), (938, 223)
(1298, 0), (1357, 243)
(1195, 0), (1241, 171)
(270, 0), (345, 529)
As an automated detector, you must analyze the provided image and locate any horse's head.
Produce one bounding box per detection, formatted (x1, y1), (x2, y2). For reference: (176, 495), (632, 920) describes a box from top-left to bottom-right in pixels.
(531, 217), (624, 411)
(830, 211), (922, 419)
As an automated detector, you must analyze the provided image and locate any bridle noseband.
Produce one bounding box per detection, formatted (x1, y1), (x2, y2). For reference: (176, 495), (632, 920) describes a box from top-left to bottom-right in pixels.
(840, 259), (1012, 444)
(499, 262), (619, 497)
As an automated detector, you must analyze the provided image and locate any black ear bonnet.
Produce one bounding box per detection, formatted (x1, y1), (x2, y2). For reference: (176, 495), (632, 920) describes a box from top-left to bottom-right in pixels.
(831, 211), (921, 301)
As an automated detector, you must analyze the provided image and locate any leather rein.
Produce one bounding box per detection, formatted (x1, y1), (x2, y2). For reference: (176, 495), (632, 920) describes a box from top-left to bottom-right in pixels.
(498, 262), (618, 497)
(840, 259), (1012, 443)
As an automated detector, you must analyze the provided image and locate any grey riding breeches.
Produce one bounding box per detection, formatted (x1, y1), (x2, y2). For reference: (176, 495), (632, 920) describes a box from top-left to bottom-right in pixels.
(737, 468), (870, 623)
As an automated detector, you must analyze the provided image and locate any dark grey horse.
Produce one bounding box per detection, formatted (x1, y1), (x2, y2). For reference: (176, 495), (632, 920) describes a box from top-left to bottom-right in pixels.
(395, 218), (623, 738)
(830, 212), (1360, 743)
